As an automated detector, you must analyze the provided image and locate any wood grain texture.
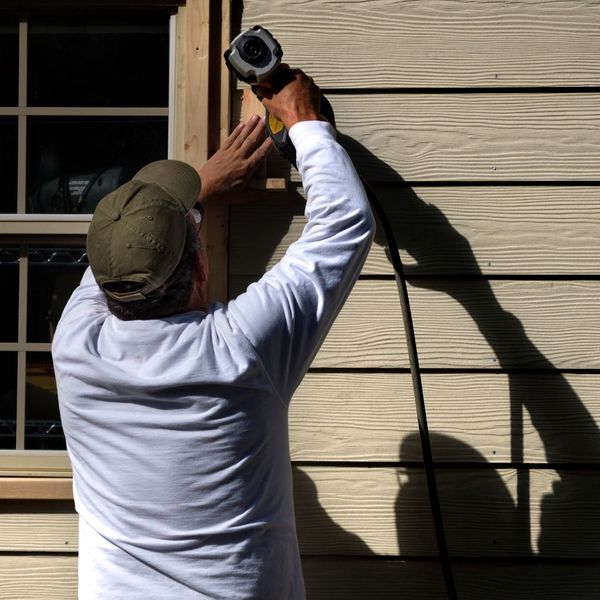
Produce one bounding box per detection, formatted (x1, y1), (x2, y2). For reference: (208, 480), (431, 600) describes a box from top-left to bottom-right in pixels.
(301, 557), (445, 599)
(230, 278), (600, 369)
(239, 0), (600, 88)
(0, 555), (77, 600)
(291, 373), (600, 464)
(252, 93), (600, 182)
(295, 466), (600, 557)
(2, 468), (598, 558)
(0, 477), (73, 499)
(2, 554), (598, 600)
(302, 559), (600, 600)
(0, 501), (77, 552)
(453, 562), (600, 600)
(229, 185), (600, 275)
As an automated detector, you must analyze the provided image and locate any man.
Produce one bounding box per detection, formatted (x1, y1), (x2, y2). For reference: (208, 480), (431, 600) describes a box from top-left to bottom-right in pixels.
(53, 69), (374, 599)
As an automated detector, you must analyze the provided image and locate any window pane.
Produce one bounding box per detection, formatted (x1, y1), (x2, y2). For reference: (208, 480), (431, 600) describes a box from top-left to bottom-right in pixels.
(0, 353), (17, 450)
(0, 117), (18, 213)
(28, 14), (169, 107)
(27, 246), (88, 343)
(26, 352), (65, 450)
(0, 246), (19, 342)
(0, 20), (18, 106)
(27, 116), (168, 214)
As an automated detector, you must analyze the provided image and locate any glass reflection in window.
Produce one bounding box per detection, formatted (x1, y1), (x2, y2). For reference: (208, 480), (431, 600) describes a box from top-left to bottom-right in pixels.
(26, 352), (65, 450)
(27, 116), (167, 214)
(27, 246), (88, 343)
(0, 246), (19, 342)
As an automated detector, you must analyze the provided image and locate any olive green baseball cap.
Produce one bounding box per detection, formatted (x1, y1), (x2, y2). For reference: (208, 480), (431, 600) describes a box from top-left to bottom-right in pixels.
(86, 159), (201, 302)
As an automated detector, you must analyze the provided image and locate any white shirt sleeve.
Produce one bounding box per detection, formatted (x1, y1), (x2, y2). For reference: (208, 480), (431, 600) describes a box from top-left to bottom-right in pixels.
(227, 120), (375, 401)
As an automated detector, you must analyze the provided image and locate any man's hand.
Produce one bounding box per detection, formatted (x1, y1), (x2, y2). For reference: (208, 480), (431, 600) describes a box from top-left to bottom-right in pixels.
(198, 114), (271, 203)
(256, 67), (324, 131)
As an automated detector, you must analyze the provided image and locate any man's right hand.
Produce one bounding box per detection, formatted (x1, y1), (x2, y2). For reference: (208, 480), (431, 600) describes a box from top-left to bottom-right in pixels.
(256, 67), (324, 131)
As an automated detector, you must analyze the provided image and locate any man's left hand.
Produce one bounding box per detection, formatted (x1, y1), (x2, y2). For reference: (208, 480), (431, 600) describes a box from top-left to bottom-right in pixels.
(198, 114), (271, 203)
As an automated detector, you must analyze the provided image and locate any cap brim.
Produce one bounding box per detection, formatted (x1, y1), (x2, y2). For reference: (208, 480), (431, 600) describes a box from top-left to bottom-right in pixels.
(134, 160), (200, 211)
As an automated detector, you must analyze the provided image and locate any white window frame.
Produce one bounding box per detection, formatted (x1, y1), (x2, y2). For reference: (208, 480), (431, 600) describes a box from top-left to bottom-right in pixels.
(0, 11), (178, 475)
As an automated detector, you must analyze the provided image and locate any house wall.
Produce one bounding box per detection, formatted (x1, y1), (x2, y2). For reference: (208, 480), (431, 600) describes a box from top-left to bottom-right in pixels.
(229, 1), (600, 598)
(2, 1), (600, 598)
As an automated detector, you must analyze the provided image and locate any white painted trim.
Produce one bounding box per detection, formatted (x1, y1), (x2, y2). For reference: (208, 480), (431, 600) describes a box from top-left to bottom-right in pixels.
(168, 13), (177, 159)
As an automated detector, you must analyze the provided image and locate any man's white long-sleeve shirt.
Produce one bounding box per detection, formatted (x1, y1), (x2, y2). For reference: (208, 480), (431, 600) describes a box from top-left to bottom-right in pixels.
(53, 120), (375, 600)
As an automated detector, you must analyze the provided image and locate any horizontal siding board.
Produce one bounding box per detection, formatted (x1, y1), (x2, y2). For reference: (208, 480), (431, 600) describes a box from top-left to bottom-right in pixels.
(293, 466), (436, 556)
(2, 554), (599, 600)
(301, 557), (445, 599)
(229, 186), (600, 276)
(228, 279), (600, 369)
(2, 468), (598, 557)
(254, 94), (600, 182)
(291, 373), (600, 464)
(296, 467), (600, 558)
(0, 501), (77, 552)
(453, 561), (600, 600)
(0, 555), (77, 599)
(240, 0), (600, 88)
(303, 559), (600, 600)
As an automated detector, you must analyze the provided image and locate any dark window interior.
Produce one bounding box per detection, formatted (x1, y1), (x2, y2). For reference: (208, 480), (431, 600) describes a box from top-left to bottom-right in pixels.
(0, 20), (18, 106)
(27, 246), (88, 343)
(28, 14), (169, 107)
(27, 116), (168, 213)
(0, 118), (18, 213)
(26, 352), (65, 450)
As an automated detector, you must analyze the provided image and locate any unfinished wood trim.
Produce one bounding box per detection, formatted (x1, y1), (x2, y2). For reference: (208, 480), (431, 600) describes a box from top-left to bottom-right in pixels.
(0, 478), (73, 500)
(172, 5), (187, 160)
(183, 0), (210, 169)
(0, 452), (71, 477)
(219, 0), (231, 146)
(240, 89), (266, 180)
(182, 0), (228, 303)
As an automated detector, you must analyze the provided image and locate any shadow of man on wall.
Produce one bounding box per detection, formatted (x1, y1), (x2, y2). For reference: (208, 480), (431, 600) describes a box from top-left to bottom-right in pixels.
(336, 132), (600, 598)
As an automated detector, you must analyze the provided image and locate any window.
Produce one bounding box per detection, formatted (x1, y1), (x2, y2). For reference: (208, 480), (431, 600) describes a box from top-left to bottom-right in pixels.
(0, 11), (174, 465)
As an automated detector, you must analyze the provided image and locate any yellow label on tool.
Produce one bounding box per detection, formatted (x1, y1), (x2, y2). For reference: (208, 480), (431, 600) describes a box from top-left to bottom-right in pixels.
(268, 114), (285, 135)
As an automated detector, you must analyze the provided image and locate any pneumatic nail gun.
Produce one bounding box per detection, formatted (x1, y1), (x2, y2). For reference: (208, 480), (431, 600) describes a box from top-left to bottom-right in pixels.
(224, 25), (335, 167)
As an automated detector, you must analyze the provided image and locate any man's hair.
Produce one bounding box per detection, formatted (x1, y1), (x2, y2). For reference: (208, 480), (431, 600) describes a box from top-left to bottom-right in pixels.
(105, 219), (198, 320)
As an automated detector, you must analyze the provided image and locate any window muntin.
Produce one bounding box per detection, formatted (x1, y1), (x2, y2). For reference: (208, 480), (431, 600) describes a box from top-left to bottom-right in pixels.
(0, 11), (173, 456)
(1, 12), (170, 216)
